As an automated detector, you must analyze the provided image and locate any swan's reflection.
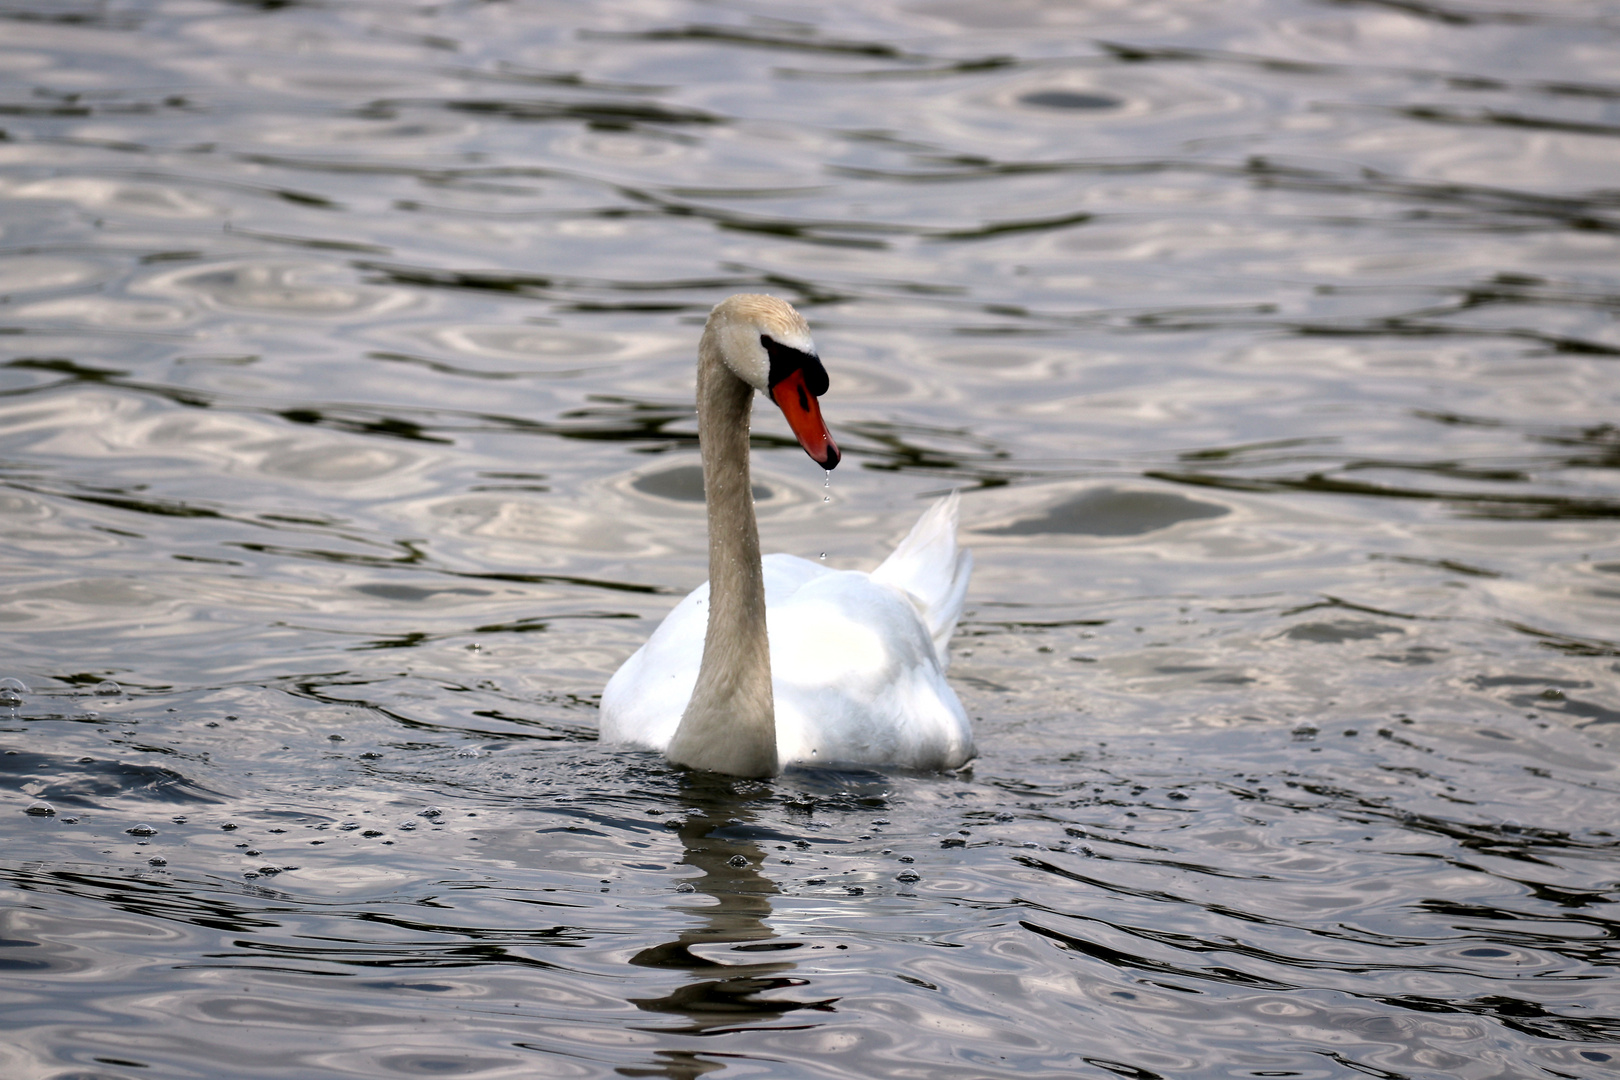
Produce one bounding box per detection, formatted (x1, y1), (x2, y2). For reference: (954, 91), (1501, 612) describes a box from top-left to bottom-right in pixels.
(628, 774), (832, 1041)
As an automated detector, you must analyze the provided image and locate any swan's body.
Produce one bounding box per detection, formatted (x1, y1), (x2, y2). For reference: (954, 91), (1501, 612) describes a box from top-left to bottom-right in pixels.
(599, 295), (974, 778)
(601, 497), (973, 773)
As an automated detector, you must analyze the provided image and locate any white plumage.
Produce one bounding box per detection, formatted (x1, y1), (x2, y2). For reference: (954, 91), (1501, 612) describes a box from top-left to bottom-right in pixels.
(596, 294), (974, 777)
(600, 493), (974, 771)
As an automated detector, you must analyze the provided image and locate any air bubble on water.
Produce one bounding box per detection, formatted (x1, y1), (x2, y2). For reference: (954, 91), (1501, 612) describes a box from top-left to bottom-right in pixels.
(94, 680), (121, 696)
(819, 552), (826, 560)
(0, 677), (26, 707)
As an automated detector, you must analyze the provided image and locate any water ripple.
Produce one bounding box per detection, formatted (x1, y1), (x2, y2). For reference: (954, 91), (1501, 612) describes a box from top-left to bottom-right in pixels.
(2, 0), (1618, 1077)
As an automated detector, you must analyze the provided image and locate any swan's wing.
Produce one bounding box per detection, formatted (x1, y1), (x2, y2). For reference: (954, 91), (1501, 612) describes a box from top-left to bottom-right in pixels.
(598, 582), (707, 751)
(869, 492), (972, 667)
(761, 551), (835, 601)
(768, 570), (973, 771)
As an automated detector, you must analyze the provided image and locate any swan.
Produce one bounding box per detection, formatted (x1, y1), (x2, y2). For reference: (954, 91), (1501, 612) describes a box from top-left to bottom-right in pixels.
(599, 294), (974, 778)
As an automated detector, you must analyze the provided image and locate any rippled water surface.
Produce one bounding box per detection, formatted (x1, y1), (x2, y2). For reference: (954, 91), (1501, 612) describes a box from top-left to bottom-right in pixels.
(3, 1), (1619, 1077)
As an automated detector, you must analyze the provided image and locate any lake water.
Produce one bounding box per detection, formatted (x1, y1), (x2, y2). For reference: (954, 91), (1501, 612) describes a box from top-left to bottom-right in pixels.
(2, 1), (1618, 1077)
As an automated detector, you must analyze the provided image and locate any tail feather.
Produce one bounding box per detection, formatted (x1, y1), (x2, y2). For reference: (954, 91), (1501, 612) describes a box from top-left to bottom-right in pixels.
(871, 492), (972, 667)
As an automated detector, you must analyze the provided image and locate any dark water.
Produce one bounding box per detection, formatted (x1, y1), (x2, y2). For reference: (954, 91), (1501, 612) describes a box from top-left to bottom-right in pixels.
(3, 1), (1619, 1077)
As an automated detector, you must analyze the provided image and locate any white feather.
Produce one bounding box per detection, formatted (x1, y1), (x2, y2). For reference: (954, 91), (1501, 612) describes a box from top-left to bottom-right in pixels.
(600, 496), (974, 771)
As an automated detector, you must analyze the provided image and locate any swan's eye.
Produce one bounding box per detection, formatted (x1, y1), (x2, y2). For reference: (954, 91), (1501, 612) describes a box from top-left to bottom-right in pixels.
(760, 334), (829, 397)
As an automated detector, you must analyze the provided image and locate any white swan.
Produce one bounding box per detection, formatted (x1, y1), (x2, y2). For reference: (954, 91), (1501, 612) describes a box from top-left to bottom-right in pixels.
(600, 294), (974, 778)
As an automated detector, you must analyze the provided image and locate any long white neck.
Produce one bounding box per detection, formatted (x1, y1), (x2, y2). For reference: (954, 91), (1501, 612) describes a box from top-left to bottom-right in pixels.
(664, 327), (779, 777)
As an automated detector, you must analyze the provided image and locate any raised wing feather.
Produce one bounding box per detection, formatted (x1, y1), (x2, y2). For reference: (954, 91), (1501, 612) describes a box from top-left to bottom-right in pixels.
(869, 491), (972, 667)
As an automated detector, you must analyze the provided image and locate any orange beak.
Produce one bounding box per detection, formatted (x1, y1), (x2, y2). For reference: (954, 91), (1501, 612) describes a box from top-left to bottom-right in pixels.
(769, 368), (840, 469)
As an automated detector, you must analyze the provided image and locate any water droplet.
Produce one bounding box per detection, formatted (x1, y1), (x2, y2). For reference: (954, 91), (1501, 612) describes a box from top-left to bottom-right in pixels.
(819, 552), (826, 560)
(94, 680), (121, 696)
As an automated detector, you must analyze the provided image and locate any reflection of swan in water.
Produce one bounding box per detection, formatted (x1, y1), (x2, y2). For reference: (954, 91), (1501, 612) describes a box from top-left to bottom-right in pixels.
(628, 774), (832, 1053)
(600, 295), (974, 779)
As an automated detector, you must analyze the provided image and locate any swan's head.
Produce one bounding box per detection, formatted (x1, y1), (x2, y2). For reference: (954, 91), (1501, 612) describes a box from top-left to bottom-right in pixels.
(705, 294), (840, 469)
